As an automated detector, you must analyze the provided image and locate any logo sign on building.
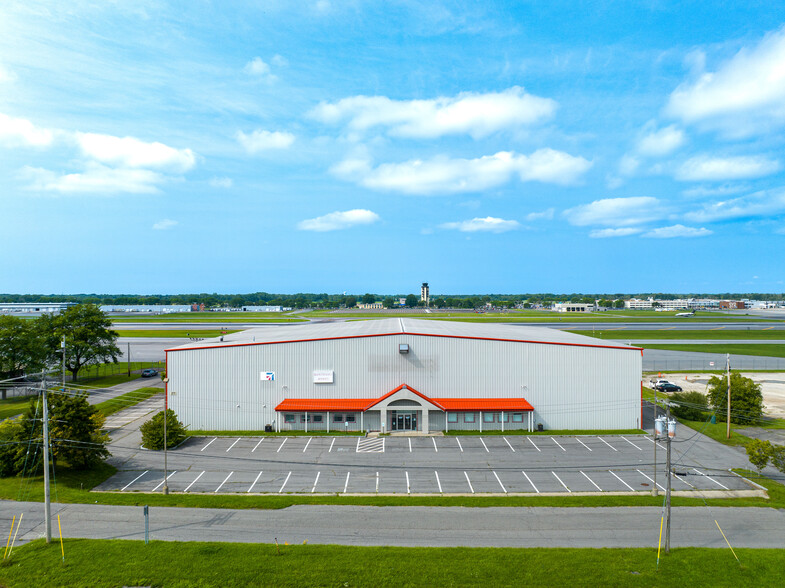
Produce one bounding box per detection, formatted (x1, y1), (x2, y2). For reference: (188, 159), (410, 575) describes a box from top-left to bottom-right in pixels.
(261, 372), (275, 381)
(313, 370), (334, 384)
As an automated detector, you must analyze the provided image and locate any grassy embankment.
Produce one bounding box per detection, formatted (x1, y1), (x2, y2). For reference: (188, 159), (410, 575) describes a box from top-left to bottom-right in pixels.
(640, 344), (785, 359)
(111, 312), (307, 324)
(94, 387), (162, 418)
(571, 329), (785, 340)
(3, 540), (783, 588)
(115, 329), (241, 338)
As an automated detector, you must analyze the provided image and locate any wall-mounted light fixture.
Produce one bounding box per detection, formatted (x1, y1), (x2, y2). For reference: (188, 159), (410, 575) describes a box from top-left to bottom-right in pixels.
(399, 343), (409, 354)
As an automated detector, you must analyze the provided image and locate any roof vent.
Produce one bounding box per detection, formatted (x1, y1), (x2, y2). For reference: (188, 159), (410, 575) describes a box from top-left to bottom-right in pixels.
(399, 343), (409, 354)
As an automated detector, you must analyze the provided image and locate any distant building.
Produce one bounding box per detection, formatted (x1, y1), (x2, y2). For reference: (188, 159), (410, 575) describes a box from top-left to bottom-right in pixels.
(625, 298), (689, 310)
(241, 306), (284, 312)
(357, 302), (384, 309)
(719, 300), (745, 310)
(100, 305), (192, 314)
(0, 302), (76, 315)
(421, 283), (430, 306)
(553, 303), (593, 313)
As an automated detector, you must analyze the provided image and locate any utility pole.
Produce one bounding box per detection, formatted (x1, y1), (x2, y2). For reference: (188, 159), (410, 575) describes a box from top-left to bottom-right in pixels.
(163, 376), (169, 495)
(726, 353), (731, 439)
(652, 386), (658, 497)
(61, 336), (66, 391)
(127, 342), (131, 377)
(41, 371), (52, 544)
(665, 403), (672, 553)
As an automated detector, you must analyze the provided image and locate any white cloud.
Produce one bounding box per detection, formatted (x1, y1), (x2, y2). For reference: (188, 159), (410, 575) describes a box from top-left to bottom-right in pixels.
(297, 209), (380, 232)
(618, 155), (640, 176)
(676, 154), (780, 181)
(666, 27), (785, 133)
(153, 219), (178, 230)
(643, 224), (712, 238)
(21, 163), (165, 194)
(0, 63), (16, 83)
(525, 208), (555, 221)
(589, 227), (643, 238)
(637, 124), (686, 156)
(333, 149), (591, 195)
(244, 57), (271, 76)
(271, 54), (288, 67)
(236, 129), (295, 153)
(440, 217), (520, 233)
(309, 87), (557, 139)
(0, 113), (55, 147)
(563, 196), (664, 227)
(683, 188), (785, 223)
(682, 184), (749, 198)
(75, 133), (196, 173)
(209, 177), (233, 188)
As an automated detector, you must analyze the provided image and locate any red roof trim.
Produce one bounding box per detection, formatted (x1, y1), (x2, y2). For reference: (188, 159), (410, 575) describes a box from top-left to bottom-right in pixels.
(166, 330), (640, 353)
(364, 383), (446, 411)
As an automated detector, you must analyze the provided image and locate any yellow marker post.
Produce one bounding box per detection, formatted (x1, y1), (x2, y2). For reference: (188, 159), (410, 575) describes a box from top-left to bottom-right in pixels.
(657, 514), (664, 568)
(715, 520), (739, 562)
(8, 513), (22, 559)
(4, 515), (15, 559)
(57, 515), (64, 561)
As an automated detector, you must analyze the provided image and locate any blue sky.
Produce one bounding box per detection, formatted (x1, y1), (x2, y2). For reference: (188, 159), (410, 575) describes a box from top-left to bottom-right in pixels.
(2, 1), (785, 295)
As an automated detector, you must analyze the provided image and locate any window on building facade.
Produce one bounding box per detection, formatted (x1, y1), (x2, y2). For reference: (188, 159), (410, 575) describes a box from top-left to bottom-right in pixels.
(447, 412), (458, 423)
(284, 414), (295, 423)
(345, 414), (356, 422)
(483, 412), (495, 423)
(501, 412), (509, 422)
(313, 414), (323, 423)
(464, 413), (475, 423)
(333, 414), (343, 423)
(512, 413), (523, 422)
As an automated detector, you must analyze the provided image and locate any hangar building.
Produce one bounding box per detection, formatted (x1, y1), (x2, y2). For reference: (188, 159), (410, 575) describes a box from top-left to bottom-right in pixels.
(165, 318), (642, 433)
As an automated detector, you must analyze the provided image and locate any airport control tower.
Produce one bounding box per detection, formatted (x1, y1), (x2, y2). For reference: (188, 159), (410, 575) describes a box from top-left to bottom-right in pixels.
(421, 282), (430, 306)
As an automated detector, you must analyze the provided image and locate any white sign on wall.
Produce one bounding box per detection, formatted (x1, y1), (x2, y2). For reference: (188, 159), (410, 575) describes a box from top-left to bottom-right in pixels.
(261, 371), (275, 381)
(313, 370), (334, 384)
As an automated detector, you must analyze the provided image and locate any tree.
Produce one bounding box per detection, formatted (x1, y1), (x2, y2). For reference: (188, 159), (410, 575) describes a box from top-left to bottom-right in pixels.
(361, 293), (375, 305)
(707, 372), (764, 425)
(0, 418), (23, 477)
(614, 300), (625, 308)
(140, 409), (187, 450)
(13, 391), (110, 472)
(746, 439), (772, 474)
(0, 316), (46, 383)
(383, 297), (395, 309)
(405, 294), (418, 308)
(771, 445), (785, 474)
(669, 391), (709, 421)
(344, 296), (357, 308)
(40, 304), (120, 381)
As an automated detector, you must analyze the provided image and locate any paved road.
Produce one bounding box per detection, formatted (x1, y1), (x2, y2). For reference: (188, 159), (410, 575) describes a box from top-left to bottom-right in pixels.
(3, 501), (783, 548)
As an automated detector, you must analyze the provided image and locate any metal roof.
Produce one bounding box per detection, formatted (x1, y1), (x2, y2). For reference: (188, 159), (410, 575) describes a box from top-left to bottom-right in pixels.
(167, 318), (639, 352)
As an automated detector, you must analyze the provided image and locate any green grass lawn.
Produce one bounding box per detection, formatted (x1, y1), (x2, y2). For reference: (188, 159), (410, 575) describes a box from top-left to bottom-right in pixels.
(445, 428), (645, 436)
(75, 361), (164, 380)
(2, 540), (782, 588)
(640, 343), (785, 358)
(115, 329), (241, 337)
(0, 396), (35, 420)
(571, 329), (785, 340)
(185, 429), (364, 437)
(94, 387), (162, 417)
(70, 373), (141, 389)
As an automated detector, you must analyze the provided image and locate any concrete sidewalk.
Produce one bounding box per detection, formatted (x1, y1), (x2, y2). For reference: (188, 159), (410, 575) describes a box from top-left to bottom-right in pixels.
(3, 501), (784, 549)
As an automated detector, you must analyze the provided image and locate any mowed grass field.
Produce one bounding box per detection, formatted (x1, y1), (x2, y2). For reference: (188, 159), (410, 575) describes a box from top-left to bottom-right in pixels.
(115, 329), (241, 338)
(111, 312), (306, 323)
(640, 343), (785, 359)
(570, 329), (785, 340)
(2, 540), (782, 588)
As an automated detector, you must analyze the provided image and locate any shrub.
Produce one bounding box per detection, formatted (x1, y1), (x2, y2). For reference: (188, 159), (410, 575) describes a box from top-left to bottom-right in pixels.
(669, 391), (709, 421)
(746, 439), (772, 474)
(140, 409), (187, 450)
(707, 372), (764, 425)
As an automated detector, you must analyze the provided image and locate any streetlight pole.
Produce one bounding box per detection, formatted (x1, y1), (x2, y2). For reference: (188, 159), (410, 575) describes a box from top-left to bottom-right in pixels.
(162, 376), (169, 495)
(41, 370), (52, 544)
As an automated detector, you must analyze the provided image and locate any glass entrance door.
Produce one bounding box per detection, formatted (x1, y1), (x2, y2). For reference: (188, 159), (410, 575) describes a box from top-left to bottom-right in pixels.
(391, 411), (418, 431)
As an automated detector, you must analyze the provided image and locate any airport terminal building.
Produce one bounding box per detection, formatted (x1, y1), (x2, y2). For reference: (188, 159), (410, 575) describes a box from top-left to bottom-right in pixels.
(166, 319), (642, 433)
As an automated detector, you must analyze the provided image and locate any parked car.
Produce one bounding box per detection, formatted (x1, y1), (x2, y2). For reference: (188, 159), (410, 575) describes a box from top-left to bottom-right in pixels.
(654, 382), (682, 392)
(141, 369), (159, 378)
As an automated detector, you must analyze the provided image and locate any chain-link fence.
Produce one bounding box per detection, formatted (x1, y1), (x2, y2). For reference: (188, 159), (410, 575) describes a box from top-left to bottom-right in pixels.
(644, 355), (785, 371)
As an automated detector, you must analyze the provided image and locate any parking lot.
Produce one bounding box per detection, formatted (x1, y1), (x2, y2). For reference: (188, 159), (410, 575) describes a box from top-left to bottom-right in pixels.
(99, 433), (752, 495)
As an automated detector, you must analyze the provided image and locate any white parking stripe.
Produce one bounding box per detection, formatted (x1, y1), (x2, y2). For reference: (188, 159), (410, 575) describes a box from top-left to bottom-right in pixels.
(456, 438), (464, 452)
(480, 438), (490, 453)
(552, 471), (571, 492)
(247, 471), (263, 493)
(277, 438), (287, 452)
(121, 470), (148, 492)
(356, 437), (361, 452)
(609, 470), (635, 491)
(278, 471), (292, 493)
(252, 438), (265, 452)
(405, 471), (410, 494)
(435, 471), (443, 493)
(576, 438), (592, 451)
(522, 470), (539, 493)
(645, 437), (667, 450)
(303, 437), (312, 453)
(527, 437), (541, 452)
(637, 469), (665, 491)
(329, 438), (336, 452)
(408, 438), (412, 453)
(503, 437), (515, 452)
(692, 468), (730, 490)
(152, 471), (177, 492)
(343, 471), (351, 493)
(598, 437), (618, 451)
(464, 471), (475, 494)
(200, 437), (217, 452)
(375, 471), (379, 493)
(184, 471), (205, 493)
(673, 471), (696, 489)
(214, 471), (233, 493)
(226, 438), (240, 452)
(552, 437), (566, 452)
(493, 471), (507, 494)
(581, 471), (602, 491)
(621, 436), (642, 450)
(432, 437), (438, 452)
